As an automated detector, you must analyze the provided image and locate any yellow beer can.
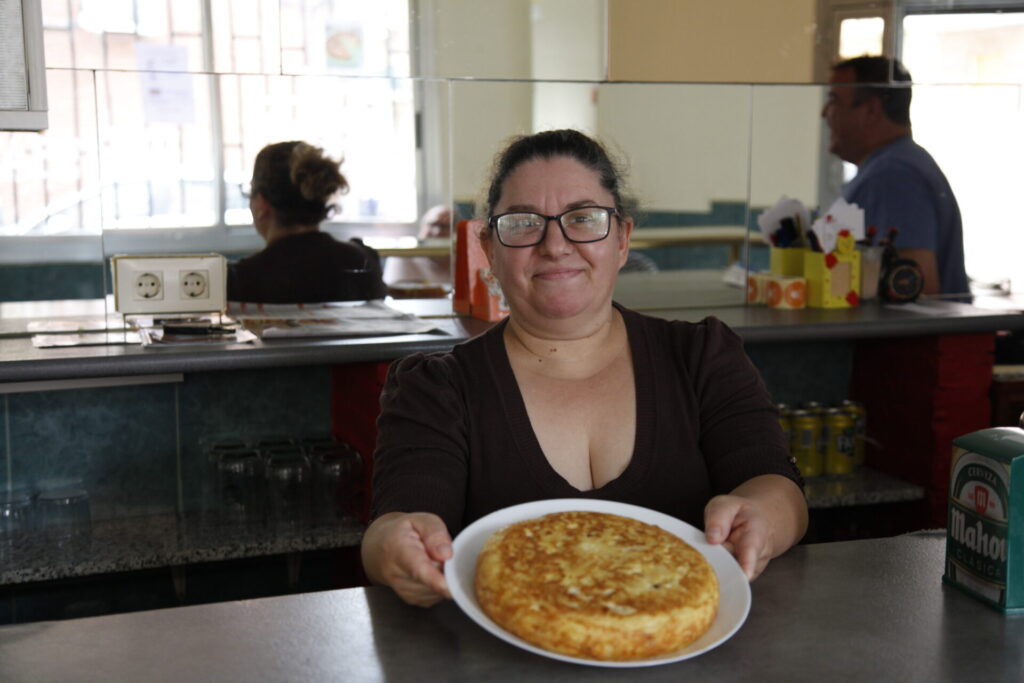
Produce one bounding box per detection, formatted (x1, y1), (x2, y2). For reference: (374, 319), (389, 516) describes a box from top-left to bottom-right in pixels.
(841, 399), (867, 468)
(777, 403), (793, 449)
(824, 407), (855, 475)
(790, 408), (823, 478)
(802, 401), (828, 466)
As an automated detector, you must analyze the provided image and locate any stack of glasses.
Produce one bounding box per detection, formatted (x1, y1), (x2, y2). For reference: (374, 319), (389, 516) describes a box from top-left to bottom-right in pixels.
(0, 481), (92, 562)
(202, 434), (364, 539)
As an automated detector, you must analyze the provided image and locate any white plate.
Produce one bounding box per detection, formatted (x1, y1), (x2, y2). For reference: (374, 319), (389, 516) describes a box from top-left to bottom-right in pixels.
(445, 498), (751, 668)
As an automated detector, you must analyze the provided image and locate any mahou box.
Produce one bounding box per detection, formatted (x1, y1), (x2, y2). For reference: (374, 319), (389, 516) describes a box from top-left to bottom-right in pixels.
(944, 427), (1024, 613)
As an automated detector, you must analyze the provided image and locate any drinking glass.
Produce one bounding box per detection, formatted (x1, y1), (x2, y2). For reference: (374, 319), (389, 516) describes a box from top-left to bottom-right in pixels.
(0, 491), (33, 562)
(213, 448), (265, 535)
(202, 439), (250, 522)
(265, 449), (312, 537)
(860, 246), (884, 301)
(254, 434), (296, 458)
(311, 442), (364, 525)
(37, 487), (92, 557)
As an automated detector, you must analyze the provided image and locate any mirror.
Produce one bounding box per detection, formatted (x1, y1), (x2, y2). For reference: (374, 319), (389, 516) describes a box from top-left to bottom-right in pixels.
(2, 0), (1019, 308)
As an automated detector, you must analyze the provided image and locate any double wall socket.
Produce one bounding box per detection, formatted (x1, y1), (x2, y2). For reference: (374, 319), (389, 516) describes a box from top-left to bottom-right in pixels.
(111, 254), (227, 315)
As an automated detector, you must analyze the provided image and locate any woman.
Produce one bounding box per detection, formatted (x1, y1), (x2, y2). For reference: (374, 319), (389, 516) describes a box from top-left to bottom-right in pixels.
(361, 130), (807, 606)
(227, 141), (386, 303)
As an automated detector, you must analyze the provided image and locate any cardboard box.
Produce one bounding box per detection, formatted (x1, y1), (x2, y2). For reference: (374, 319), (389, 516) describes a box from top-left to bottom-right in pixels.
(945, 427), (1024, 613)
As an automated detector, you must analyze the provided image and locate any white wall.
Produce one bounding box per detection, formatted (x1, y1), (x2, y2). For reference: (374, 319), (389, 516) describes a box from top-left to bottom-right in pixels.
(426, 0), (823, 216)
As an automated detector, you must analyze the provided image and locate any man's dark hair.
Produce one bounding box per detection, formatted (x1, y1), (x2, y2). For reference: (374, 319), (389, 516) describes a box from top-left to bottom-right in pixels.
(833, 56), (913, 127)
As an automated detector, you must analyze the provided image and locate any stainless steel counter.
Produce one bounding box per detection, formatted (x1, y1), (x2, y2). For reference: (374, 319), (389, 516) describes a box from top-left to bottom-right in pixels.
(1, 533), (1019, 682)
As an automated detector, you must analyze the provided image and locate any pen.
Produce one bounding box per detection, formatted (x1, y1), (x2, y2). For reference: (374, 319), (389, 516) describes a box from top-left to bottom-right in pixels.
(859, 225), (877, 246)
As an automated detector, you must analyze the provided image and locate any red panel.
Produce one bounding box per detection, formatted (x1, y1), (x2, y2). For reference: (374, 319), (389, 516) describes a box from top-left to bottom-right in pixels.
(851, 333), (995, 528)
(331, 361), (392, 523)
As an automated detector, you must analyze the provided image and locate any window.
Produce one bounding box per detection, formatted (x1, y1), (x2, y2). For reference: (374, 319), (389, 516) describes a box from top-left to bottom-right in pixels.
(0, 0), (48, 132)
(902, 10), (1024, 287)
(838, 17), (885, 59)
(0, 0), (414, 240)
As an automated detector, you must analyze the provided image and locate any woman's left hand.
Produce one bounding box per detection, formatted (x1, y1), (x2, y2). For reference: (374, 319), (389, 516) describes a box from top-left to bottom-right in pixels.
(702, 474), (809, 581)
(703, 494), (774, 581)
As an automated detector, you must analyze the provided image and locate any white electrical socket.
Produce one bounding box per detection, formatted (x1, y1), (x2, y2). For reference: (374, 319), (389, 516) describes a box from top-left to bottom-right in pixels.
(180, 270), (209, 299)
(112, 254), (227, 315)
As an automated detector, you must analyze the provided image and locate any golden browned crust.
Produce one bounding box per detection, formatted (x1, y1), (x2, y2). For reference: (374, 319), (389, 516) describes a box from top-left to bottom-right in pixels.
(474, 510), (719, 661)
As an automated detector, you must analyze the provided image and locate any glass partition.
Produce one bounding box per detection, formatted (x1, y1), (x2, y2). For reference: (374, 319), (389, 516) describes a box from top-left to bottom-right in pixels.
(4, 0), (1024, 310)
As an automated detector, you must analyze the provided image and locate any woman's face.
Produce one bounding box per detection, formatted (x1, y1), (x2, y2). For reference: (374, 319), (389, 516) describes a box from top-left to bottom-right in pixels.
(484, 156), (632, 325)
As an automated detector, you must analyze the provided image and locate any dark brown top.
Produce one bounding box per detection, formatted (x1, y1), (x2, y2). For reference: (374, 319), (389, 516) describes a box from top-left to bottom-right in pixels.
(371, 303), (800, 534)
(227, 231), (386, 303)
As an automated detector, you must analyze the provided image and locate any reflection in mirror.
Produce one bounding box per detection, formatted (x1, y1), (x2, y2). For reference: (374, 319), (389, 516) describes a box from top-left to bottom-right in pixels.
(902, 10), (1024, 292)
(0, 67), (105, 304)
(6, 0), (1024, 310)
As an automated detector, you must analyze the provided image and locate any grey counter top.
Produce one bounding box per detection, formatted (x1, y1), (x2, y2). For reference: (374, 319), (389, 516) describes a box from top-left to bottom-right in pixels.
(3, 272), (1023, 384)
(1, 533), (1019, 682)
(0, 468), (916, 587)
(804, 467), (925, 509)
(0, 513), (364, 586)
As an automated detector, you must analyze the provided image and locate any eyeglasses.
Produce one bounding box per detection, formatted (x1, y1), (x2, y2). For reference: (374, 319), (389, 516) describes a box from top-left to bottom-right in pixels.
(488, 206), (617, 248)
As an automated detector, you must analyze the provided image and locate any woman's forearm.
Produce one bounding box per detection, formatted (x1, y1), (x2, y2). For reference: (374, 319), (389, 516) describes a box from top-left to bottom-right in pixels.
(360, 511), (405, 586)
(729, 474), (809, 557)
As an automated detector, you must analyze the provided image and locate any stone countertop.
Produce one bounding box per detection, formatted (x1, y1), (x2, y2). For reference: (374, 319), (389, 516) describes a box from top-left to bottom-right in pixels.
(804, 467), (925, 509)
(3, 534), (1021, 682)
(1, 468), (917, 587)
(0, 513), (364, 586)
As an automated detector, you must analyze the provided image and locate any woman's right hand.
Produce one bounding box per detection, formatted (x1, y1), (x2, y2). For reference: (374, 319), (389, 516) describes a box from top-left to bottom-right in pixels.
(360, 511), (453, 607)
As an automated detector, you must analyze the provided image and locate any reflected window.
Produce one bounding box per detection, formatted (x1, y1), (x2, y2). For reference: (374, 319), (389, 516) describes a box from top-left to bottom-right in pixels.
(838, 17), (885, 59)
(0, 0), (413, 236)
(902, 11), (1024, 287)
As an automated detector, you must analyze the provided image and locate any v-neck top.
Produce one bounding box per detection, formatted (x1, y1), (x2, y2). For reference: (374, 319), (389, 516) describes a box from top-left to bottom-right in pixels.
(370, 303), (798, 535)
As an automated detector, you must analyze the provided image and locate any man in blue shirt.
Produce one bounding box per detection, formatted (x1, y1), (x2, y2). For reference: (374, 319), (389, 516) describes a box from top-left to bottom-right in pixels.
(821, 56), (968, 297)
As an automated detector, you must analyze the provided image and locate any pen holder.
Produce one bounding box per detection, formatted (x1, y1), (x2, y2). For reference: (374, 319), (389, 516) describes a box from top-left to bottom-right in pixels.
(803, 248), (860, 308)
(769, 247), (804, 278)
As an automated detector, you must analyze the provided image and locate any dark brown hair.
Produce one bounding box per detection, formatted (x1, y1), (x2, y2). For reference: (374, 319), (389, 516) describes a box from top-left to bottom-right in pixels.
(483, 129), (634, 219)
(251, 141), (348, 228)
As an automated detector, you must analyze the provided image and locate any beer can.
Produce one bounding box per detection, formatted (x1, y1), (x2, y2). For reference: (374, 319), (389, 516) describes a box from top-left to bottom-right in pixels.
(824, 407), (855, 475)
(802, 401), (828, 464)
(790, 408), (823, 478)
(841, 399), (867, 468)
(777, 403), (793, 450)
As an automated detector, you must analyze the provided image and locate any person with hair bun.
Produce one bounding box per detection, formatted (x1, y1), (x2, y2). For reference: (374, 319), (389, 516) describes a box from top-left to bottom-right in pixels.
(361, 129), (808, 607)
(227, 140), (386, 303)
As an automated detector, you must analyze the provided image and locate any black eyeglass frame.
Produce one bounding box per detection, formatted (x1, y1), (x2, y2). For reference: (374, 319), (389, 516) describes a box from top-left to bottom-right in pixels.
(487, 206), (619, 248)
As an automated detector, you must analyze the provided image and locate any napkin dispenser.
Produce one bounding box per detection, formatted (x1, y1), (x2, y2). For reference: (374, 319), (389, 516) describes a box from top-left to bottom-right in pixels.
(944, 425), (1024, 613)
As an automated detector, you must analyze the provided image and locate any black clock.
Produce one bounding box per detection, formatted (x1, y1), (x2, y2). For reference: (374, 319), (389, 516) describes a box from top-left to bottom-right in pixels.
(879, 246), (924, 303)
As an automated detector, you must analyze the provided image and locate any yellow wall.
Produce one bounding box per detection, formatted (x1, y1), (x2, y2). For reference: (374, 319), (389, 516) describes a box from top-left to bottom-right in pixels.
(607, 0), (818, 83)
